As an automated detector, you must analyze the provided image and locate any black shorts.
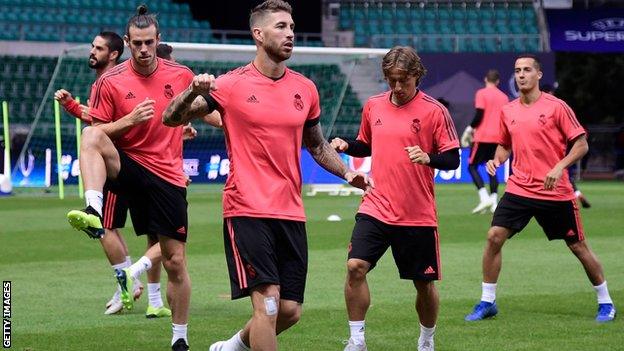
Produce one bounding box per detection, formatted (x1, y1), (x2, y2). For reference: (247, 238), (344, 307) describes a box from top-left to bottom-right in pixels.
(109, 150), (188, 242)
(469, 142), (498, 165)
(102, 183), (128, 230)
(492, 192), (585, 243)
(348, 213), (441, 281)
(223, 217), (308, 303)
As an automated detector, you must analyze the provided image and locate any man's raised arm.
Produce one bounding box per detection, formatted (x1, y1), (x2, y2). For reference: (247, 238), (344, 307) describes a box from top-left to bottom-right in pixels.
(163, 73), (216, 127)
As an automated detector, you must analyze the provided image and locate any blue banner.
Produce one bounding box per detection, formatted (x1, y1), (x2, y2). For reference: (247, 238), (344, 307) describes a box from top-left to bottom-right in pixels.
(547, 9), (624, 52)
(13, 147), (507, 188)
(183, 148), (507, 185)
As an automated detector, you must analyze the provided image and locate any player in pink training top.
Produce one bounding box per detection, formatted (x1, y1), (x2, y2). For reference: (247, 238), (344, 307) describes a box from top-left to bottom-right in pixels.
(465, 54), (616, 323)
(461, 69), (509, 214)
(331, 46), (460, 351)
(54, 32), (145, 315)
(65, 5), (195, 350)
(162, 1), (371, 350)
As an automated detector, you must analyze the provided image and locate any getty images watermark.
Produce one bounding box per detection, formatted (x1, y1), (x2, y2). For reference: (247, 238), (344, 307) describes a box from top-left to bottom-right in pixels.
(3, 281), (10, 348)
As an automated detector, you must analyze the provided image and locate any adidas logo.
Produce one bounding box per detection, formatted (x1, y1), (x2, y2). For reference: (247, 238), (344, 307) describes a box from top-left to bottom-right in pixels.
(424, 266), (436, 274)
(374, 118), (382, 126)
(125, 91), (136, 99)
(566, 229), (575, 237)
(247, 95), (259, 103)
(176, 226), (186, 235)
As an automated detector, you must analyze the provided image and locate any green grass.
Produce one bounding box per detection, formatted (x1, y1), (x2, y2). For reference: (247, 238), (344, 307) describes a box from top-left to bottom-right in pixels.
(1, 182), (622, 350)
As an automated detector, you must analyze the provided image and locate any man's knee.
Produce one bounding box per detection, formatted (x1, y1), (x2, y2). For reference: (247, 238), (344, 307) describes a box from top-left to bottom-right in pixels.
(346, 259), (369, 281)
(414, 280), (436, 295)
(81, 126), (107, 147)
(251, 285), (281, 319)
(162, 251), (186, 277)
(486, 227), (508, 249)
(567, 240), (587, 255)
(278, 301), (302, 327)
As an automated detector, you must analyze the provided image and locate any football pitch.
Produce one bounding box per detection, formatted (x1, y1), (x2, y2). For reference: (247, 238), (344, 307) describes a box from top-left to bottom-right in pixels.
(1, 182), (622, 350)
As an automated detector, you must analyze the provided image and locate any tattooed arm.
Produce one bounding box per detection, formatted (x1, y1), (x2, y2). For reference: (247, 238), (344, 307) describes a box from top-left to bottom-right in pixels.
(163, 73), (216, 127)
(303, 122), (373, 191)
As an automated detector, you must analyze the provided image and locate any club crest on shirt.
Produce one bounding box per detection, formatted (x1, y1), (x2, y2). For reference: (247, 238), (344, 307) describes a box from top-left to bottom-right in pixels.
(164, 84), (174, 99)
(411, 118), (421, 133)
(293, 93), (304, 111)
(538, 114), (547, 125)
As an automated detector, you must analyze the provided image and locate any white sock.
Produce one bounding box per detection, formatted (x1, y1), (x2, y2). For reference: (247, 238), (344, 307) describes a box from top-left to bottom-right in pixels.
(418, 323), (435, 344)
(575, 190), (582, 197)
(593, 281), (613, 304)
(490, 192), (498, 203)
(112, 262), (126, 271)
(171, 323), (187, 346)
(481, 282), (497, 303)
(125, 256), (132, 266)
(348, 320), (366, 345)
(84, 190), (103, 216)
(226, 330), (249, 351)
(128, 256), (152, 281)
(148, 283), (164, 308)
(478, 187), (489, 202)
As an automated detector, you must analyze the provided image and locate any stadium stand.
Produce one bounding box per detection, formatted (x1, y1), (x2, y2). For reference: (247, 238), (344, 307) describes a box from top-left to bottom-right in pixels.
(0, 0), (324, 45)
(0, 0), (212, 43)
(332, 0), (541, 52)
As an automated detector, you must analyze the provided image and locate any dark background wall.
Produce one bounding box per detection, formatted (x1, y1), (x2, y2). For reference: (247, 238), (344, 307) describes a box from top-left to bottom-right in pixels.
(183, 0), (322, 33)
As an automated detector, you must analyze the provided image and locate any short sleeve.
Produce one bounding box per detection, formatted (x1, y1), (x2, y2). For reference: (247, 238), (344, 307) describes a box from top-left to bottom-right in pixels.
(433, 106), (460, 153)
(475, 89), (485, 109)
(89, 78), (115, 123)
(209, 70), (239, 111)
(181, 68), (194, 87)
(497, 110), (511, 147)
(556, 101), (586, 142)
(307, 82), (321, 121)
(356, 100), (372, 145)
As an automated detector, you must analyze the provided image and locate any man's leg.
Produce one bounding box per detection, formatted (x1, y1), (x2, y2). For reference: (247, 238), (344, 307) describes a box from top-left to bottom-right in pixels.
(482, 226), (511, 284)
(146, 234), (169, 317)
(414, 281), (438, 351)
(214, 297), (301, 351)
(468, 162), (492, 214)
(100, 229), (126, 265)
(249, 284), (280, 351)
(98, 228), (128, 314)
(80, 126), (121, 198)
(567, 240), (615, 322)
(488, 173), (499, 212)
(159, 235), (191, 345)
(67, 126), (121, 237)
(344, 258), (370, 349)
(465, 226), (511, 321)
(117, 242), (161, 310)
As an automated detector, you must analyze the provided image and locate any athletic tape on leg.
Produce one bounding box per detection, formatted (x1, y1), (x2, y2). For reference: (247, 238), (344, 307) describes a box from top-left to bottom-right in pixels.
(264, 296), (278, 316)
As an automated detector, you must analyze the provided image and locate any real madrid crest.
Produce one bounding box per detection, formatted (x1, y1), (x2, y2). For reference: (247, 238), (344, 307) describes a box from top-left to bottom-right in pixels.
(294, 93), (304, 111)
(411, 118), (421, 133)
(164, 84), (174, 99)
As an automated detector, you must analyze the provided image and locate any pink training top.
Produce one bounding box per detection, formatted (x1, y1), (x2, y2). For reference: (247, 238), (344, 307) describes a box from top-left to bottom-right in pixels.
(498, 93), (586, 201)
(210, 63), (321, 221)
(90, 58), (194, 187)
(473, 85), (509, 143)
(356, 90), (459, 226)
